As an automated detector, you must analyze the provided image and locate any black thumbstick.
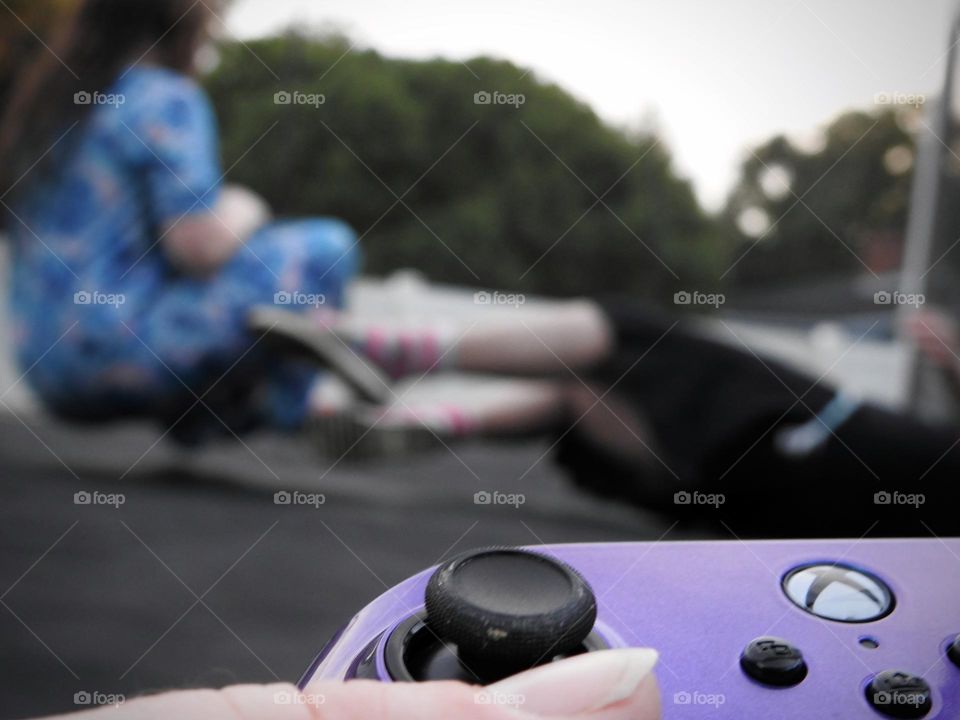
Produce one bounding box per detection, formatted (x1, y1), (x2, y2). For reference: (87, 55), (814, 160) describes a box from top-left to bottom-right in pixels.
(425, 547), (597, 677)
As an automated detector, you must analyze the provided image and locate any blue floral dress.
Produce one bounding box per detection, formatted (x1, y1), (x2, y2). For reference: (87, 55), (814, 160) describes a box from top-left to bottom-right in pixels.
(6, 66), (359, 439)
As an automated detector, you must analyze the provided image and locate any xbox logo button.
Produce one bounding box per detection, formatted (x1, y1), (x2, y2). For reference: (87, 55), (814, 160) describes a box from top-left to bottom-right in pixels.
(782, 563), (894, 622)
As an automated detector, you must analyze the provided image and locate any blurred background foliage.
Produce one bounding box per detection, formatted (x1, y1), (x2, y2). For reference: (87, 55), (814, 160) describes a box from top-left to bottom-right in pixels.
(0, 0), (72, 106)
(206, 33), (716, 298)
(1, 0), (923, 300)
(721, 109), (917, 287)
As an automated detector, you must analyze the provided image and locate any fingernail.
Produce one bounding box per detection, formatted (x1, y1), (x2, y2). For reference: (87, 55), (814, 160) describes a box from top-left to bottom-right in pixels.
(485, 648), (658, 716)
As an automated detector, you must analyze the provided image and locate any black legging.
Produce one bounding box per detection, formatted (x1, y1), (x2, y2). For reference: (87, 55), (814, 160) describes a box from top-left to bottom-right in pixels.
(555, 301), (960, 537)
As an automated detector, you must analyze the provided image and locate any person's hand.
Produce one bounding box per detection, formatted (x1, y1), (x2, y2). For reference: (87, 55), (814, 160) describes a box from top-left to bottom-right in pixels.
(904, 307), (960, 373)
(162, 183), (272, 275)
(216, 184), (272, 240)
(46, 648), (659, 720)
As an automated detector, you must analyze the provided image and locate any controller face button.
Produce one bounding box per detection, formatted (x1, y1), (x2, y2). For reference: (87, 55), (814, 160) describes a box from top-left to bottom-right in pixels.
(948, 635), (960, 669)
(740, 637), (808, 687)
(865, 670), (932, 718)
(782, 563), (894, 622)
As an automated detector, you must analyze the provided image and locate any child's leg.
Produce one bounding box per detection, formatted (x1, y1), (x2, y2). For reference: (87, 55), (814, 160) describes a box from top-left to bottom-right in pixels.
(164, 218), (361, 434)
(250, 219), (362, 430)
(336, 299), (614, 379)
(322, 373), (653, 445)
(316, 378), (570, 438)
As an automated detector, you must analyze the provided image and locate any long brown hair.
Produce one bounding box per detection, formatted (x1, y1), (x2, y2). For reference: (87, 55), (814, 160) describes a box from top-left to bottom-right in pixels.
(0, 0), (215, 205)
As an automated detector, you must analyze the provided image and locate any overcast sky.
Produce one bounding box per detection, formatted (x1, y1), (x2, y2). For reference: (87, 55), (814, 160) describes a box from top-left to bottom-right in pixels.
(227, 0), (958, 210)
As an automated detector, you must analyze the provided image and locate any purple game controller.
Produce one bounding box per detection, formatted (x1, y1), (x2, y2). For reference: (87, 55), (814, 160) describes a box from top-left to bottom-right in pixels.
(300, 540), (960, 718)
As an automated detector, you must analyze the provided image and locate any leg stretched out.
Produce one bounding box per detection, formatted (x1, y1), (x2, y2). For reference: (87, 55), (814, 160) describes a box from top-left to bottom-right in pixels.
(252, 297), (615, 386)
(340, 299), (615, 377)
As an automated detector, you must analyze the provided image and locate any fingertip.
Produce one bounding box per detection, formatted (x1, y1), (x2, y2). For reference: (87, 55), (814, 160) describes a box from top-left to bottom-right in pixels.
(218, 683), (314, 720)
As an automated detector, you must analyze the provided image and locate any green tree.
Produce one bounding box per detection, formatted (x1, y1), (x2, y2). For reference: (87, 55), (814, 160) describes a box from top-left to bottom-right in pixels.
(721, 108), (916, 287)
(205, 32), (720, 298)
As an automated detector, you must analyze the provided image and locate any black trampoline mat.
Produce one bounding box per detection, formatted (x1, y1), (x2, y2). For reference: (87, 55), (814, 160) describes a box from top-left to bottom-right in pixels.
(0, 415), (693, 719)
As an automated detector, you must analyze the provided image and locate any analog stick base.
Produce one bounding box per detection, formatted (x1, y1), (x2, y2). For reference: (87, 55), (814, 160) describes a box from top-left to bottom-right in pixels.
(385, 611), (609, 683)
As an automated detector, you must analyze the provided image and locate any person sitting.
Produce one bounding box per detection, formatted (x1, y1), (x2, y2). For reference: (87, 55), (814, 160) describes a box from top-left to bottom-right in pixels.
(0, 0), (360, 443)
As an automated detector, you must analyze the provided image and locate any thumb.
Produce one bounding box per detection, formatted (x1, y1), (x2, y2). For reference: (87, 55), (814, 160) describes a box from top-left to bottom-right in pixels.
(304, 648), (660, 719)
(481, 647), (660, 718)
(45, 648), (659, 720)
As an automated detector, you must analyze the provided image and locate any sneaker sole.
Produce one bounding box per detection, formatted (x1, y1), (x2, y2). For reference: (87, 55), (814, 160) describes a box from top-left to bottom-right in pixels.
(248, 306), (392, 405)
